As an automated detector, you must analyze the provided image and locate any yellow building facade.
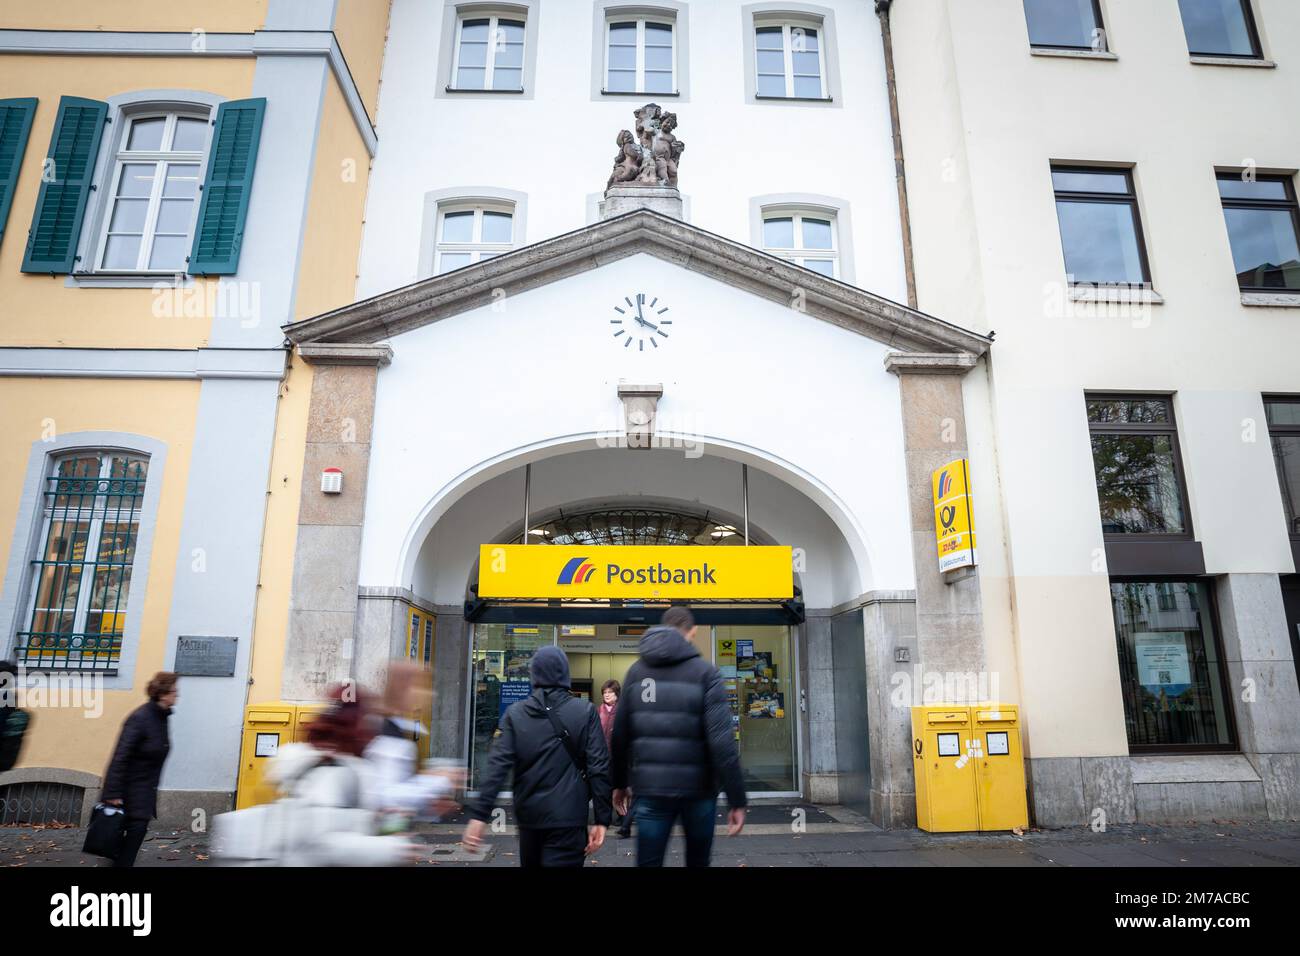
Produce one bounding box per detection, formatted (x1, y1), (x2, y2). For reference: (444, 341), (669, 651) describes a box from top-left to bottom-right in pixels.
(0, 0), (390, 824)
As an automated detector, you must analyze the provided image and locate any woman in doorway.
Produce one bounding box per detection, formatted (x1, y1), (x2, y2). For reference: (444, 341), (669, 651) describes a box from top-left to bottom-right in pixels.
(101, 672), (177, 867)
(599, 680), (632, 837)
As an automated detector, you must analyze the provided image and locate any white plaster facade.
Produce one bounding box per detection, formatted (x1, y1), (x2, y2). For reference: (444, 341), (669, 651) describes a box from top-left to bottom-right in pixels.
(890, 0), (1300, 824)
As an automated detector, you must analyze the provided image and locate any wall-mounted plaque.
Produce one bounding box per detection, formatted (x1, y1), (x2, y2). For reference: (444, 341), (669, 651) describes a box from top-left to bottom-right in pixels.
(175, 635), (238, 677)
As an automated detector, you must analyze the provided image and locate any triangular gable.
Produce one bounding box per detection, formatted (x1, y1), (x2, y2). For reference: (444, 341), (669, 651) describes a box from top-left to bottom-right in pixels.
(283, 208), (991, 356)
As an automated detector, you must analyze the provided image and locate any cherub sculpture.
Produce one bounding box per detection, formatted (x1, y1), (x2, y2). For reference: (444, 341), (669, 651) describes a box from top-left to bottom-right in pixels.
(605, 103), (685, 191)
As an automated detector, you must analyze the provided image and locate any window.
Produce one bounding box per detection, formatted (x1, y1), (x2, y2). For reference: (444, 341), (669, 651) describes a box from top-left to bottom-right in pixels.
(1086, 396), (1190, 536)
(1023, 0), (1106, 51)
(755, 21), (825, 99)
(1052, 166), (1150, 286)
(435, 203), (514, 273)
(452, 14), (526, 90)
(1178, 0), (1261, 58)
(1218, 174), (1300, 291)
(1110, 580), (1235, 751)
(606, 18), (676, 94)
(16, 452), (149, 672)
(762, 209), (837, 276)
(1266, 397), (1300, 537)
(96, 111), (207, 273)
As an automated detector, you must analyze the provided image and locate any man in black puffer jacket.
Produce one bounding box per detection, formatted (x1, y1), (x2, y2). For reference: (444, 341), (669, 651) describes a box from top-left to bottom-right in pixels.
(610, 607), (747, 866)
(463, 645), (611, 867)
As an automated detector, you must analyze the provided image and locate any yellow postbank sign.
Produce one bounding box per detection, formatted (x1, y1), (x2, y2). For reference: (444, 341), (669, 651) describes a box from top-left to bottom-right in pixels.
(477, 544), (794, 600)
(932, 459), (977, 573)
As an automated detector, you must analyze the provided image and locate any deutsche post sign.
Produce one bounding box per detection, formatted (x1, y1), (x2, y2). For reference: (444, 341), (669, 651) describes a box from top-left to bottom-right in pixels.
(932, 459), (977, 573)
(477, 544), (794, 600)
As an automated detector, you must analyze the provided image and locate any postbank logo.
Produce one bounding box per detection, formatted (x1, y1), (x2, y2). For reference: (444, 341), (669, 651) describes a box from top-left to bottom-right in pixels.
(557, 556), (598, 585)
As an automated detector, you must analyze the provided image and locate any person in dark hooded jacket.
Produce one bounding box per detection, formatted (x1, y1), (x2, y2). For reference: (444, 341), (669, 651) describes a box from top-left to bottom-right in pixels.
(610, 607), (747, 867)
(463, 645), (612, 867)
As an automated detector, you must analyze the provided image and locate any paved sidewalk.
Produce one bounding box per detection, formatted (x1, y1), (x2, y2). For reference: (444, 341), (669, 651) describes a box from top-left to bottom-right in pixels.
(4, 804), (1299, 867)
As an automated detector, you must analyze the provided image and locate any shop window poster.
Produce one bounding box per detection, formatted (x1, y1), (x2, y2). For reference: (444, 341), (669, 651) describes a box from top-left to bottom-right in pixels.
(1134, 632), (1192, 696)
(737, 650), (774, 680)
(746, 691), (785, 719)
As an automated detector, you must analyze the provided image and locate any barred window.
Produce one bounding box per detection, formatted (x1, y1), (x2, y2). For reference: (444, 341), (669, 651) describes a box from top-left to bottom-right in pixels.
(16, 452), (149, 672)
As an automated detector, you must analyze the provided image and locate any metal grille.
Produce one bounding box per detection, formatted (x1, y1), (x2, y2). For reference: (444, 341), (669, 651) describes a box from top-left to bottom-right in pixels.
(513, 507), (745, 547)
(0, 782), (85, 826)
(14, 453), (148, 673)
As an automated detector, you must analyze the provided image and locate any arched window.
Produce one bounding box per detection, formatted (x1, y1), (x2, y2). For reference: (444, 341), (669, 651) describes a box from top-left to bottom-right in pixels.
(16, 452), (150, 672)
(762, 206), (839, 277)
(434, 201), (515, 273)
(511, 507), (750, 546)
(96, 108), (211, 273)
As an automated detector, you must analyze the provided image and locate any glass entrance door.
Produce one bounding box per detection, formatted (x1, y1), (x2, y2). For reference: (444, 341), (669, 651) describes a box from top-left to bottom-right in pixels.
(466, 620), (800, 794)
(468, 623), (554, 789)
(715, 625), (798, 793)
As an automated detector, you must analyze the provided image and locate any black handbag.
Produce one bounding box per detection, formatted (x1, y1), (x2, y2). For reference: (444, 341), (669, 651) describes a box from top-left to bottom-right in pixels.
(82, 803), (128, 860)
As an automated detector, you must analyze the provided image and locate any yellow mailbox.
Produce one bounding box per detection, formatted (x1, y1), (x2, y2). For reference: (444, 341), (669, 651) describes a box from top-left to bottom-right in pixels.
(292, 703), (327, 743)
(971, 704), (1029, 831)
(235, 703), (295, 810)
(911, 706), (978, 832)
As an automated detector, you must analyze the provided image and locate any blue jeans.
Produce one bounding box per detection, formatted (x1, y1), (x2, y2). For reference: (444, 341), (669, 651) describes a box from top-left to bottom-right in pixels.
(634, 796), (717, 867)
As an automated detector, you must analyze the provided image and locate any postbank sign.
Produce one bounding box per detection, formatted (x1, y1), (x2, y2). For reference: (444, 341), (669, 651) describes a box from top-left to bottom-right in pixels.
(477, 544), (794, 599)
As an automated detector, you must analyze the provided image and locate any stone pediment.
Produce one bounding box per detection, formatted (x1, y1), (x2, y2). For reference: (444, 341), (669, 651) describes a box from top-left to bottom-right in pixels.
(283, 208), (991, 357)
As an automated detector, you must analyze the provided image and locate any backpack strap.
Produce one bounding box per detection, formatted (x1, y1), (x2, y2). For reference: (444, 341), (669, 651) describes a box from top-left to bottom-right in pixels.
(537, 689), (588, 782)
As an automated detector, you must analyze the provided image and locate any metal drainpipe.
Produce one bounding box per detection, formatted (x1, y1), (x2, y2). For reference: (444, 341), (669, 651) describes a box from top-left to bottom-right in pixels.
(876, 0), (918, 310)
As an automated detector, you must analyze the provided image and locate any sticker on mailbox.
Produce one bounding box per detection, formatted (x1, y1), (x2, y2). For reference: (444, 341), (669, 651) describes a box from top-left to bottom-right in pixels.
(986, 731), (1009, 756)
(255, 733), (280, 757)
(937, 732), (960, 757)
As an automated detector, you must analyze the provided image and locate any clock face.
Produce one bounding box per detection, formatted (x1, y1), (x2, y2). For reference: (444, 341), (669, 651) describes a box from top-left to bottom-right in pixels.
(610, 292), (672, 350)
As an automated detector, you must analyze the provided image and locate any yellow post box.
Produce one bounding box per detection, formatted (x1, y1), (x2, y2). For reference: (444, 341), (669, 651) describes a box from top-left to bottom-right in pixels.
(971, 704), (1029, 831)
(292, 703), (327, 743)
(235, 703), (295, 810)
(911, 706), (978, 832)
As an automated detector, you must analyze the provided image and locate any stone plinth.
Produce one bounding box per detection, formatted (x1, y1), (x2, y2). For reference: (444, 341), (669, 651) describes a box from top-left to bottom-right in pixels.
(602, 184), (683, 220)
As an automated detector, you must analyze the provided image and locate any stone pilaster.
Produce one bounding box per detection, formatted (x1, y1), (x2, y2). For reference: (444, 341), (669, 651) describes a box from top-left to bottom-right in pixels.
(281, 343), (391, 700)
(885, 352), (988, 696)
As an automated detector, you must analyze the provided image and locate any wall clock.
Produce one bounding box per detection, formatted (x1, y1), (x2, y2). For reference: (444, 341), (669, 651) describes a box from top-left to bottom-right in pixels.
(610, 292), (671, 350)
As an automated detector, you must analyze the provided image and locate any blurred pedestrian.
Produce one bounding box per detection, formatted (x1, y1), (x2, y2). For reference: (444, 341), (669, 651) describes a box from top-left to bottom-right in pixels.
(463, 646), (611, 867)
(101, 672), (177, 867)
(265, 685), (419, 866)
(365, 661), (464, 827)
(610, 608), (747, 867)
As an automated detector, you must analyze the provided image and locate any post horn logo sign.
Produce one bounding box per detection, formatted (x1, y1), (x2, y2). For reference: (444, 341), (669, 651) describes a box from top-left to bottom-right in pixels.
(557, 556), (598, 585)
(931, 458), (976, 573)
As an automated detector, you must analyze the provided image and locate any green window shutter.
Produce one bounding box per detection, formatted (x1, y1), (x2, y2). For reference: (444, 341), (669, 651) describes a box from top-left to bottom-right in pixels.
(20, 95), (107, 274)
(0, 98), (38, 253)
(188, 97), (265, 276)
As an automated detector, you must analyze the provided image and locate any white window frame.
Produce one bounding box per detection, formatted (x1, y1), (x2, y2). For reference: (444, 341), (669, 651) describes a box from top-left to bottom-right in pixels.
(94, 110), (209, 275)
(604, 15), (677, 95)
(762, 207), (839, 276)
(451, 12), (528, 91)
(754, 18), (827, 99)
(435, 202), (516, 273)
(19, 451), (149, 672)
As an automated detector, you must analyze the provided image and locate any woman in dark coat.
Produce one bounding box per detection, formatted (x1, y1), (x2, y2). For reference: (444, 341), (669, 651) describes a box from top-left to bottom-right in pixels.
(101, 672), (177, 867)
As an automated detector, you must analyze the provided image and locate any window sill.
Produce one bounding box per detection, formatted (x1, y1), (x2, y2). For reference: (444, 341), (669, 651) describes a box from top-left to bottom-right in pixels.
(1069, 284), (1163, 304)
(1189, 54), (1275, 68)
(444, 86), (525, 94)
(601, 89), (679, 97)
(66, 273), (193, 289)
(1240, 291), (1300, 307)
(1030, 47), (1117, 61)
(754, 94), (834, 103)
